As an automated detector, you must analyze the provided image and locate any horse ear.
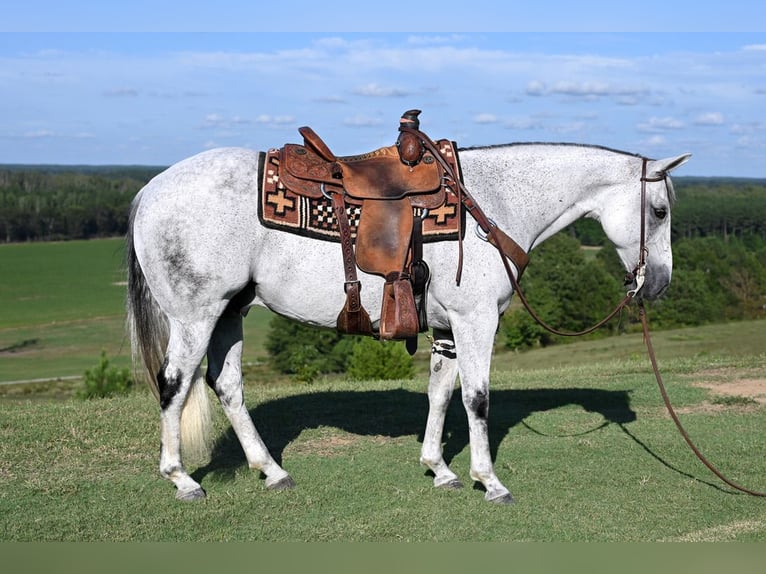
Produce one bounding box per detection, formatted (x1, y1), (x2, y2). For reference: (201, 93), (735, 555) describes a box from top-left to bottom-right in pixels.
(647, 153), (692, 178)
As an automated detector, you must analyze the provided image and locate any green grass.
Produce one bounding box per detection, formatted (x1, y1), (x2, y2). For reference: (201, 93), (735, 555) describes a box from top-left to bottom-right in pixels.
(1, 238), (766, 541)
(0, 238), (127, 328)
(1, 352), (764, 541)
(0, 238), (276, 384)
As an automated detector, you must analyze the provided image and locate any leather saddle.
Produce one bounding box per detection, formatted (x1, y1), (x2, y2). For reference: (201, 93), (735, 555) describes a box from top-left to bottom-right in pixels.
(276, 110), (450, 346)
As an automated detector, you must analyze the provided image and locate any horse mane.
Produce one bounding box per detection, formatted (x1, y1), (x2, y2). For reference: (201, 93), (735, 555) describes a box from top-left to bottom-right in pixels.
(458, 141), (644, 159)
(458, 142), (676, 205)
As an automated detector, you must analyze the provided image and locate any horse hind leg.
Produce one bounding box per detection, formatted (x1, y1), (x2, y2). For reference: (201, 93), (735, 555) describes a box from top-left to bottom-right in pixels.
(206, 310), (294, 490)
(157, 320), (215, 501)
(420, 332), (463, 490)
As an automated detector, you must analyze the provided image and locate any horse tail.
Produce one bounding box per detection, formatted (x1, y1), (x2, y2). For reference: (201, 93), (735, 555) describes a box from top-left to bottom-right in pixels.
(126, 195), (212, 463)
(126, 197), (167, 401)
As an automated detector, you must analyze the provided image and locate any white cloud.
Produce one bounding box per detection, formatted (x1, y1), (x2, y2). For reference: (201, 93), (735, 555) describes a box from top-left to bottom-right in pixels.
(254, 115), (295, 127)
(743, 44), (766, 51)
(526, 80), (546, 96)
(643, 135), (667, 147)
(201, 113), (226, 128)
(637, 116), (684, 132)
(353, 83), (410, 97)
(473, 113), (499, 124)
(527, 80), (650, 100)
(694, 112), (725, 126)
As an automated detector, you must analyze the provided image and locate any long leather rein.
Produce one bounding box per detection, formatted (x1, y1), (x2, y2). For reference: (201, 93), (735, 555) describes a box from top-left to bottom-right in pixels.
(403, 127), (766, 497)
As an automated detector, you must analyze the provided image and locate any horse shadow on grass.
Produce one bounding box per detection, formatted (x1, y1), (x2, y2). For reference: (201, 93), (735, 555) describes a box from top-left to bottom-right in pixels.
(192, 386), (637, 485)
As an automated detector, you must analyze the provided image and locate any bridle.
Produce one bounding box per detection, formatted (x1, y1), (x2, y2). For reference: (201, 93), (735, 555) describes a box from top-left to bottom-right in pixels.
(404, 126), (766, 497)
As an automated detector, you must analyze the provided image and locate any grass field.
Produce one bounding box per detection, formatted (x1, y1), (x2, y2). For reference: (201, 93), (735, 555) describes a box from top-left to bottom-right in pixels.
(0, 238), (276, 385)
(1, 352), (765, 541)
(1, 238), (765, 541)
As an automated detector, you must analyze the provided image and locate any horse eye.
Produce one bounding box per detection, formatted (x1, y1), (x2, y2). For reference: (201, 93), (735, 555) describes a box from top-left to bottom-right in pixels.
(653, 207), (667, 220)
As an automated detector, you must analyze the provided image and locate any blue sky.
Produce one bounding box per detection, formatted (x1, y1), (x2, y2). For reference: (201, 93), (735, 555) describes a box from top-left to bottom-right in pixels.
(2, 4), (765, 176)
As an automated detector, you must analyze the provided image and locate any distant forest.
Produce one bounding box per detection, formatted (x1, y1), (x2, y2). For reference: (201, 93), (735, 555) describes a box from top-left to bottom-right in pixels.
(0, 165), (163, 243)
(1, 164), (765, 245)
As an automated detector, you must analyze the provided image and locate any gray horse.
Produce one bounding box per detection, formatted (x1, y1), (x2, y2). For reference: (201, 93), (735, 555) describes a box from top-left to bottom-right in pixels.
(127, 140), (689, 503)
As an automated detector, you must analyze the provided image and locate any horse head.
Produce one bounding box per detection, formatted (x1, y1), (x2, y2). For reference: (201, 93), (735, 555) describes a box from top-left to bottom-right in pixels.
(599, 153), (691, 300)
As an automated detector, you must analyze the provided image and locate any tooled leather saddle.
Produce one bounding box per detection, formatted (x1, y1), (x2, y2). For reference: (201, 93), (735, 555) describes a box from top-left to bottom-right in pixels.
(270, 110), (462, 351)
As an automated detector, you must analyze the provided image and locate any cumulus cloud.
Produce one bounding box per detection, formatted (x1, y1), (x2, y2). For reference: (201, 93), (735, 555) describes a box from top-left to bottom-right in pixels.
(526, 80), (650, 100)
(637, 116), (684, 132)
(694, 112), (725, 126)
(643, 135), (667, 147)
(353, 83), (410, 97)
(254, 114), (294, 126)
(200, 113), (292, 130)
(473, 113), (499, 124)
(525, 80), (547, 96)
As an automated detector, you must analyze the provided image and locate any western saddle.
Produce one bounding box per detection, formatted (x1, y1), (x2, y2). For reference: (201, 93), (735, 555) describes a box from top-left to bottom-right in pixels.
(277, 110), (455, 350)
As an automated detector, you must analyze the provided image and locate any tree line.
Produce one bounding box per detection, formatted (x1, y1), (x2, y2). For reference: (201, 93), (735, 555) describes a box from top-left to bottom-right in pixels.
(0, 166), (162, 243)
(2, 168), (764, 245)
(570, 177), (766, 246)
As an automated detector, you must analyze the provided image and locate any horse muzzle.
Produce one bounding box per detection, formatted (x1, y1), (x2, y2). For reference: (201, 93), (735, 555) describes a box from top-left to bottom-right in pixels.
(625, 265), (670, 300)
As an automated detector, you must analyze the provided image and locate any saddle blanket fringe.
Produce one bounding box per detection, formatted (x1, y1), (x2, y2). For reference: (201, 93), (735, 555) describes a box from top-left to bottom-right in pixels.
(257, 142), (464, 243)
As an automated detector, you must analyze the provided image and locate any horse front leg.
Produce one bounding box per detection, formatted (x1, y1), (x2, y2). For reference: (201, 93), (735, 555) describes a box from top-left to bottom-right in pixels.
(453, 318), (515, 504)
(420, 331), (463, 489)
(206, 312), (294, 491)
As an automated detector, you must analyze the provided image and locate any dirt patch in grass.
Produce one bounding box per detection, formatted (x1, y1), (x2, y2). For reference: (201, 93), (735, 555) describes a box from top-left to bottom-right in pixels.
(694, 378), (766, 404)
(667, 369), (766, 415)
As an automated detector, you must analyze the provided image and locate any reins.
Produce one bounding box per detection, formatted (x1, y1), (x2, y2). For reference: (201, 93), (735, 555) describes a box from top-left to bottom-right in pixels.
(638, 301), (766, 497)
(404, 126), (766, 497)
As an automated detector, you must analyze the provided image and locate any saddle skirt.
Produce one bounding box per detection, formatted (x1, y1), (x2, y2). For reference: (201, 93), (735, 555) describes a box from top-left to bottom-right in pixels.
(258, 139), (464, 245)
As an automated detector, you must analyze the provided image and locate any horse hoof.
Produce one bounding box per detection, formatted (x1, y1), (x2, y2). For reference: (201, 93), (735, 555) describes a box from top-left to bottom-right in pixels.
(267, 475), (296, 491)
(487, 492), (515, 505)
(176, 487), (206, 501)
(438, 479), (464, 490)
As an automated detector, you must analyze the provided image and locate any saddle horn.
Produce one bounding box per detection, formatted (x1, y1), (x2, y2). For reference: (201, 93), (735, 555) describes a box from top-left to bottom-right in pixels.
(396, 109), (425, 167)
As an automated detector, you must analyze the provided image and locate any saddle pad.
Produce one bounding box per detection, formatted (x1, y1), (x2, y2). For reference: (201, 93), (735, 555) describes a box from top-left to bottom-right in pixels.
(257, 143), (465, 243)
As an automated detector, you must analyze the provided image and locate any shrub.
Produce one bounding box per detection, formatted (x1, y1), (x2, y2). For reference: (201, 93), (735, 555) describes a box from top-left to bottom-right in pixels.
(346, 338), (414, 381)
(265, 315), (356, 383)
(79, 350), (133, 399)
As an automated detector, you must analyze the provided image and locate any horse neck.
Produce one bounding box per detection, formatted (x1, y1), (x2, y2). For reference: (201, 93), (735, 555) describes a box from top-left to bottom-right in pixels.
(459, 144), (636, 250)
